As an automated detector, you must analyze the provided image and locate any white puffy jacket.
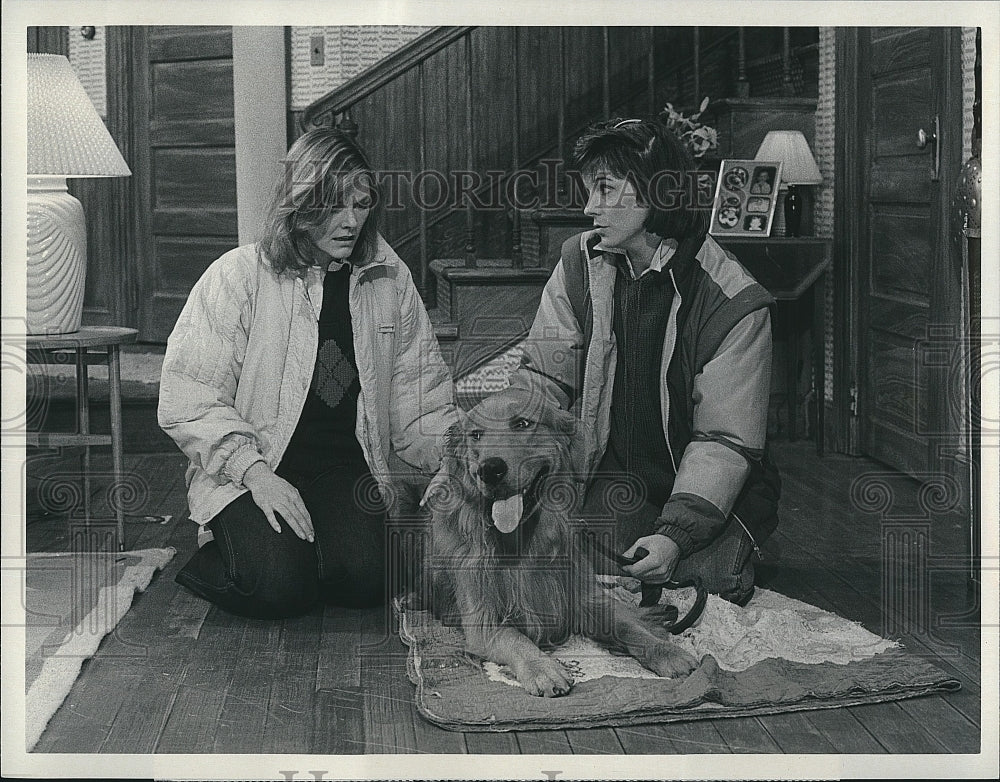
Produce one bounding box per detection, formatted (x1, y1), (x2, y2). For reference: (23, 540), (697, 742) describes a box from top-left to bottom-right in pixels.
(158, 236), (457, 524)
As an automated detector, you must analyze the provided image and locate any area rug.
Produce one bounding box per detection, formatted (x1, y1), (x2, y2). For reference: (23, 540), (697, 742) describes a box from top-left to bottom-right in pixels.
(24, 547), (176, 750)
(396, 578), (961, 731)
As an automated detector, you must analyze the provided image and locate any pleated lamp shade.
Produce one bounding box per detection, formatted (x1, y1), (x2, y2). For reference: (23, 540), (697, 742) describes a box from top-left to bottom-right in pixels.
(28, 54), (131, 177)
(755, 130), (822, 236)
(26, 54), (131, 335)
(754, 130), (822, 186)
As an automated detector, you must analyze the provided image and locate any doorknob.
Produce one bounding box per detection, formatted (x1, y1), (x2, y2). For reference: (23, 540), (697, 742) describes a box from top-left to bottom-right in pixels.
(916, 115), (941, 180)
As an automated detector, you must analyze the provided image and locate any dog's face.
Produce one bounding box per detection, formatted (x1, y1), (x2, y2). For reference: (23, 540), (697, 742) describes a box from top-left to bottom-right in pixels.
(449, 389), (575, 535)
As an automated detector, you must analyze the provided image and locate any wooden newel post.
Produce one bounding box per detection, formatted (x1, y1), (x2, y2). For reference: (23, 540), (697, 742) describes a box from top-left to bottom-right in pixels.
(781, 28), (794, 97)
(736, 27), (750, 97)
(337, 113), (359, 140)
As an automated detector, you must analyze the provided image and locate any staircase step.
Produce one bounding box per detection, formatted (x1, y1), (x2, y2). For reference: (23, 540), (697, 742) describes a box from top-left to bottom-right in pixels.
(427, 308), (459, 341)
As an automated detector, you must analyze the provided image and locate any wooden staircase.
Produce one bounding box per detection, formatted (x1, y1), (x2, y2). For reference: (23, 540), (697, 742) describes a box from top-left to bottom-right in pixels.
(298, 26), (821, 378)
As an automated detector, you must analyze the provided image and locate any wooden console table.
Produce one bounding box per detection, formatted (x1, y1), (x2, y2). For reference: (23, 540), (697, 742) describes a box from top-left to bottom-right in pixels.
(26, 327), (139, 549)
(717, 237), (833, 454)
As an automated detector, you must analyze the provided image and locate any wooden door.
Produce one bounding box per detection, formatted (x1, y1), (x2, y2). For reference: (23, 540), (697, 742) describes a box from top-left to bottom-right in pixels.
(108, 26), (238, 342)
(854, 27), (964, 476)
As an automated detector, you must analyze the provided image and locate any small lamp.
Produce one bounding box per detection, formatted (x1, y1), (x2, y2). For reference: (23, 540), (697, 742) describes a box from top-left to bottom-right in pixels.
(27, 53), (131, 335)
(755, 130), (822, 237)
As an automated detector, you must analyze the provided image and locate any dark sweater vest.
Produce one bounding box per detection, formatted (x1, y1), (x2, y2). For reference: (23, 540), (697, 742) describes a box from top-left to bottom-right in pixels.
(280, 264), (367, 479)
(601, 260), (676, 509)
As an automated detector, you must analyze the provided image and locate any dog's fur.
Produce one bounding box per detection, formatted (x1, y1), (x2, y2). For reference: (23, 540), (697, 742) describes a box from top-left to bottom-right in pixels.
(425, 388), (698, 697)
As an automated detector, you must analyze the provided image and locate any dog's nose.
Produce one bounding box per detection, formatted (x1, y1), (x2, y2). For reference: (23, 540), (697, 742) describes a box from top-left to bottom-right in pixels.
(478, 457), (508, 485)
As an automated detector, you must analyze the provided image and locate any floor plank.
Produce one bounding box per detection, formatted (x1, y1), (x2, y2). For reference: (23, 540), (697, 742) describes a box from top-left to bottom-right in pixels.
(800, 707), (885, 753)
(261, 610), (323, 754)
(32, 655), (143, 753)
(711, 716), (783, 753)
(316, 605), (364, 690)
(565, 727), (625, 755)
(362, 657), (419, 754)
(756, 712), (840, 753)
(614, 723), (689, 754)
(464, 731), (520, 753)
(211, 616), (282, 753)
(313, 688), (366, 755)
(407, 708), (469, 754)
(843, 701), (951, 753)
(516, 729), (574, 754)
(97, 517), (201, 753)
(154, 596), (235, 752)
(895, 694), (980, 754)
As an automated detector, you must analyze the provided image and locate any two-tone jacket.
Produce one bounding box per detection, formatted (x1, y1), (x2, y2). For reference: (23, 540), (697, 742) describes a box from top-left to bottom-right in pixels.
(157, 236), (457, 525)
(507, 229), (781, 557)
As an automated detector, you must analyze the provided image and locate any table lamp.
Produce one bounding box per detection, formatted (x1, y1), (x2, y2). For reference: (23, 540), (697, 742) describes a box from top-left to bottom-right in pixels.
(27, 53), (131, 335)
(755, 130), (822, 237)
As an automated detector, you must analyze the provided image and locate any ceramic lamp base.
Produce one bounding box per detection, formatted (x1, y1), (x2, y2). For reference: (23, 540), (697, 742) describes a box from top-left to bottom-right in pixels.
(27, 177), (87, 335)
(771, 188), (789, 236)
(784, 185), (804, 236)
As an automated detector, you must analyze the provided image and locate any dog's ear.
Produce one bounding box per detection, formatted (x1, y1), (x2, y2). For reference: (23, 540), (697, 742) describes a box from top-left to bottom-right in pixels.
(442, 412), (468, 460)
(421, 415), (469, 512)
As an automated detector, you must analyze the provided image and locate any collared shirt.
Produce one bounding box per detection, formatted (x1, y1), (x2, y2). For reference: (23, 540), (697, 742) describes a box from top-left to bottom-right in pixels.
(594, 237), (679, 280)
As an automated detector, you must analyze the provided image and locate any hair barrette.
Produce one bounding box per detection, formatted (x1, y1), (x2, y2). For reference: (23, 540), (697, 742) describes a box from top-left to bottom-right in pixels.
(613, 118), (642, 129)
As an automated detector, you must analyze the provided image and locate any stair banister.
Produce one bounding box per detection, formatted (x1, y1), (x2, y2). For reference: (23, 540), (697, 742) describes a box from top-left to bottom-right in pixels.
(463, 33), (475, 267)
(736, 27), (750, 97)
(418, 61), (429, 295)
(511, 28), (522, 268)
(693, 27), (701, 108)
(557, 28), (567, 199)
(781, 27), (794, 96)
(300, 26), (476, 132)
(647, 27), (656, 113)
(602, 28), (611, 118)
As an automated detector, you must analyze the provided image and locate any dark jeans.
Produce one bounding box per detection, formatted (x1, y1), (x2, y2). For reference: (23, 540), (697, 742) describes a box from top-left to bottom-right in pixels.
(580, 474), (757, 606)
(175, 463), (390, 619)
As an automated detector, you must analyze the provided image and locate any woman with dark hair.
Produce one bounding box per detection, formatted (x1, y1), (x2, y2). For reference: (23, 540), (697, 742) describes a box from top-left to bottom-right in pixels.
(507, 116), (781, 605)
(158, 128), (456, 618)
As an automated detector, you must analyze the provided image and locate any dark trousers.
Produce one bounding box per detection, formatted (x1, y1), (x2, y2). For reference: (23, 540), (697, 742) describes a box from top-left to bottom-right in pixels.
(580, 474), (756, 606)
(175, 463), (389, 619)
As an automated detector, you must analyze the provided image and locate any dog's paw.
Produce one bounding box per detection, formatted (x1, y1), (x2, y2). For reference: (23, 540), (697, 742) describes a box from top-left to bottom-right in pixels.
(644, 642), (699, 679)
(514, 657), (574, 698)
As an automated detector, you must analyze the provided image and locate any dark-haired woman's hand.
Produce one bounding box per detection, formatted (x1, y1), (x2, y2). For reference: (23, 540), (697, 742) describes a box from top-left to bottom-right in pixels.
(622, 534), (680, 584)
(243, 461), (315, 542)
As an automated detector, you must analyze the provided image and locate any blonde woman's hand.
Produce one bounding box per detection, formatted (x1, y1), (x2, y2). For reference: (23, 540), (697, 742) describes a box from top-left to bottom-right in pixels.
(243, 461), (315, 542)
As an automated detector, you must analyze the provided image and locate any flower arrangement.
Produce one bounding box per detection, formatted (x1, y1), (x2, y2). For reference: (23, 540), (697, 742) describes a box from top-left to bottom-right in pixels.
(660, 96), (719, 160)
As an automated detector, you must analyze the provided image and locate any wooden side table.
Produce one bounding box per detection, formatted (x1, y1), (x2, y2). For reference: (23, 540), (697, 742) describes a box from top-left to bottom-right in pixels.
(717, 237), (833, 454)
(26, 327), (139, 550)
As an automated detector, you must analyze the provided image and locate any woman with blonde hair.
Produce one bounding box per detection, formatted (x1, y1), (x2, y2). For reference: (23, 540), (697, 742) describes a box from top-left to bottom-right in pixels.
(159, 128), (456, 618)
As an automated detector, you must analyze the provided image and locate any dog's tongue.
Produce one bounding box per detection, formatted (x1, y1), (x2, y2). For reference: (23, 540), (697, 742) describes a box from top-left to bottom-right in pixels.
(491, 493), (523, 534)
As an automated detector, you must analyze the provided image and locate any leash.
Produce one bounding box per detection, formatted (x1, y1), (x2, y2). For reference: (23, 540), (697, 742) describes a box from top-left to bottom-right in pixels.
(585, 535), (708, 634)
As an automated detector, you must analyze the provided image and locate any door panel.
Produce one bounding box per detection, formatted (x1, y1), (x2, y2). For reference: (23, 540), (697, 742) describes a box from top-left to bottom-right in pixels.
(857, 27), (962, 476)
(137, 26), (238, 342)
(869, 208), (933, 299)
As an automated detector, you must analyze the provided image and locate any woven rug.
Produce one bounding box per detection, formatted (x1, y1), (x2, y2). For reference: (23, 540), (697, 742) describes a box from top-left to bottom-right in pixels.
(24, 547), (176, 750)
(396, 578), (961, 731)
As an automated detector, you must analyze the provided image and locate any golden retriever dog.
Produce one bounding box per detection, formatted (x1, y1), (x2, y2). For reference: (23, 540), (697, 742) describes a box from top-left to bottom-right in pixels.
(424, 387), (699, 697)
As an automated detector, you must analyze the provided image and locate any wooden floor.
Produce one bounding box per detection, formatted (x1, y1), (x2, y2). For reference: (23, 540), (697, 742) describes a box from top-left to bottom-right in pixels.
(24, 442), (982, 755)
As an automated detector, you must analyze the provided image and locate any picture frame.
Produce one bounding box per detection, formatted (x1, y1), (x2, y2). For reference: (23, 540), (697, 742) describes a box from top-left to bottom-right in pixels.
(708, 159), (784, 238)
